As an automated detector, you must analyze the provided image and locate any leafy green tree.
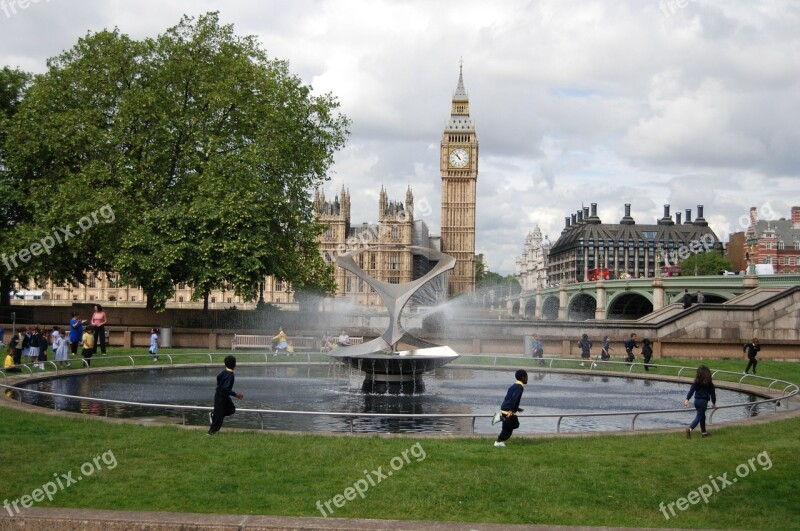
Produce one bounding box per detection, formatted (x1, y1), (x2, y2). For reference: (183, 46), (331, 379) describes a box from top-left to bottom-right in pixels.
(679, 250), (733, 276)
(474, 255), (487, 283)
(0, 66), (31, 305)
(4, 13), (349, 309)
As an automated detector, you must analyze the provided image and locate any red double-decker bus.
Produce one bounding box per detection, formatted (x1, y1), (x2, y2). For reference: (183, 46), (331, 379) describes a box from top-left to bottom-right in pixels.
(586, 267), (611, 281)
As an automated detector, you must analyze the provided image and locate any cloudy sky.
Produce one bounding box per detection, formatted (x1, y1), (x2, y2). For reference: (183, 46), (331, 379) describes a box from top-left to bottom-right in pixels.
(1, 0), (798, 274)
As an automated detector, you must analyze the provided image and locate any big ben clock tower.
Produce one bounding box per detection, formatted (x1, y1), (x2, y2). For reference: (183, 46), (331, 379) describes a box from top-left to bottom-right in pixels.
(440, 62), (478, 296)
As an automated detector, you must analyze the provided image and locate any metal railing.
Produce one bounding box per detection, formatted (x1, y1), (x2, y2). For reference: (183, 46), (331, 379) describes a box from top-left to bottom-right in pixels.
(1, 354), (797, 434)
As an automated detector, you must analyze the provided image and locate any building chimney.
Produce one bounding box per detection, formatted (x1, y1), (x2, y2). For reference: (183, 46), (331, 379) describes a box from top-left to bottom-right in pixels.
(694, 204), (708, 226)
(620, 203), (635, 225)
(583, 206), (590, 220)
(685, 209), (692, 224)
(572, 213), (577, 226)
(565, 216), (571, 229)
(658, 204), (674, 225)
(675, 211), (682, 224)
(577, 210), (584, 223)
(792, 206), (800, 228)
(585, 202), (601, 224)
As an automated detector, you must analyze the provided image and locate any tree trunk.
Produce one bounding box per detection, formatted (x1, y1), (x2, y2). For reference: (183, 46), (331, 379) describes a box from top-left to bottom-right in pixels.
(203, 291), (209, 312)
(0, 276), (11, 306)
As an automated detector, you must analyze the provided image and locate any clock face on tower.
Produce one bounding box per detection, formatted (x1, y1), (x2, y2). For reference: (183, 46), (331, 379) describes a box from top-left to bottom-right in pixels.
(448, 148), (469, 168)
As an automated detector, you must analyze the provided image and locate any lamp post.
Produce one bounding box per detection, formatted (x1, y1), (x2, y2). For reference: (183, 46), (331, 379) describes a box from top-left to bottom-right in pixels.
(747, 233), (757, 275)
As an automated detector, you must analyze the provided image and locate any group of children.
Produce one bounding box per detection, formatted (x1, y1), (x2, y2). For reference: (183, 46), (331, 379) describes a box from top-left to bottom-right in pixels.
(4, 322), (161, 369)
(4, 324), (97, 370)
(533, 332), (656, 369)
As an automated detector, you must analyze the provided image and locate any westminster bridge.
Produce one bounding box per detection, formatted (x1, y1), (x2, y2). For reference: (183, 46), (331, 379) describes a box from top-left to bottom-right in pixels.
(510, 274), (800, 321)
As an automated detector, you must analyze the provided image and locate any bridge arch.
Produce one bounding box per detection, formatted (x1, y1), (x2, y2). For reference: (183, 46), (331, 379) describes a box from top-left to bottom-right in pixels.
(542, 295), (560, 320)
(524, 298), (536, 318)
(568, 293), (596, 321)
(607, 292), (653, 320)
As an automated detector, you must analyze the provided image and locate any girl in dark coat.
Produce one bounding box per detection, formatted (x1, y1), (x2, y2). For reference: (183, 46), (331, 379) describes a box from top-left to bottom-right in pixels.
(684, 365), (717, 438)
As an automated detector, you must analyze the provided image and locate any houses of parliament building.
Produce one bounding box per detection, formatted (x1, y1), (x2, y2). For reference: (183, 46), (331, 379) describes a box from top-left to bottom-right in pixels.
(16, 66), (480, 308)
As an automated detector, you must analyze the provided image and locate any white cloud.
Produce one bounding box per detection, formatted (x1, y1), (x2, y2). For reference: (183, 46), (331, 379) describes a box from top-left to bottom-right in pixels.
(1, 0), (797, 275)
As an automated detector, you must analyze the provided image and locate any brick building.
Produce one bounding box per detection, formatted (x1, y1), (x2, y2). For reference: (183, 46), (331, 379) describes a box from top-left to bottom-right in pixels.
(744, 206), (800, 273)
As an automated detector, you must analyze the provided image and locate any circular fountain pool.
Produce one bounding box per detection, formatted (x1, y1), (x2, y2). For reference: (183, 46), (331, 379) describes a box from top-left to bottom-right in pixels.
(11, 363), (772, 435)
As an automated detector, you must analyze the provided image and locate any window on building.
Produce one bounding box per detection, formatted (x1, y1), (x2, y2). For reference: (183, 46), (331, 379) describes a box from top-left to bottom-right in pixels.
(370, 253), (377, 270)
(179, 296), (184, 302)
(87, 274), (96, 288)
(778, 241), (785, 250)
(389, 253), (399, 270)
(211, 297), (216, 303)
(391, 226), (399, 240)
(276, 280), (284, 291)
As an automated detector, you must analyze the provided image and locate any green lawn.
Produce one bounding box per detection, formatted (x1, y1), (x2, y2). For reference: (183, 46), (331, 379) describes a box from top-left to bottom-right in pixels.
(1, 354), (798, 528)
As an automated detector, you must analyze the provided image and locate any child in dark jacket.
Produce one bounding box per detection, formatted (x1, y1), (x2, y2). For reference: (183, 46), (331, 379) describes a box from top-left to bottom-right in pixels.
(684, 365), (717, 438)
(641, 338), (653, 371)
(208, 355), (244, 435)
(494, 369), (528, 447)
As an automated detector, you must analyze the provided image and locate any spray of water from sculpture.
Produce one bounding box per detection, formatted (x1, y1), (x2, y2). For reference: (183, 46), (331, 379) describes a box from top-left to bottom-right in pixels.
(328, 246), (459, 393)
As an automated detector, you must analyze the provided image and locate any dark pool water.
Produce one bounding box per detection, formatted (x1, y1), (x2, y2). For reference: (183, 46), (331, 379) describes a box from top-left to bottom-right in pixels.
(14, 364), (767, 434)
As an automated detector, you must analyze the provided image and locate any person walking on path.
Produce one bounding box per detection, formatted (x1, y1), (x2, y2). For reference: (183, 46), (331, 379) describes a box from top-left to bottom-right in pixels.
(494, 369), (528, 447)
(578, 334), (592, 367)
(91, 304), (108, 355)
(641, 338), (654, 371)
(531, 334), (544, 366)
(744, 338), (761, 375)
(624, 333), (638, 363)
(208, 355), (244, 435)
(600, 336), (611, 361)
(684, 365), (717, 438)
(149, 328), (161, 362)
(682, 289), (692, 309)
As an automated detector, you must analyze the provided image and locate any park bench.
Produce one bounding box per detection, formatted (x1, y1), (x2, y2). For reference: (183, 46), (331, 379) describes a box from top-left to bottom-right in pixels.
(231, 334), (317, 351)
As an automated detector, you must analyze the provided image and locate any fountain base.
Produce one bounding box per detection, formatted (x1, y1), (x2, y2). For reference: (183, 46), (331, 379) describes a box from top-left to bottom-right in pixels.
(331, 345), (459, 380)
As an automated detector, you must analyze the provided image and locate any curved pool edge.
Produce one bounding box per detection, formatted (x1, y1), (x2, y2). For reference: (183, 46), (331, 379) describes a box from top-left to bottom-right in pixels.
(3, 360), (798, 438)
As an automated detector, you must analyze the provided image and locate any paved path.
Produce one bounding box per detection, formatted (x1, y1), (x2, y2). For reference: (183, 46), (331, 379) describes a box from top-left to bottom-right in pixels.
(0, 507), (711, 530)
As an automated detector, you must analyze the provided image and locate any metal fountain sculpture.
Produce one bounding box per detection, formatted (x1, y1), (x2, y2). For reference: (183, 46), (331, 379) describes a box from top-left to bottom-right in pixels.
(328, 246), (459, 392)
